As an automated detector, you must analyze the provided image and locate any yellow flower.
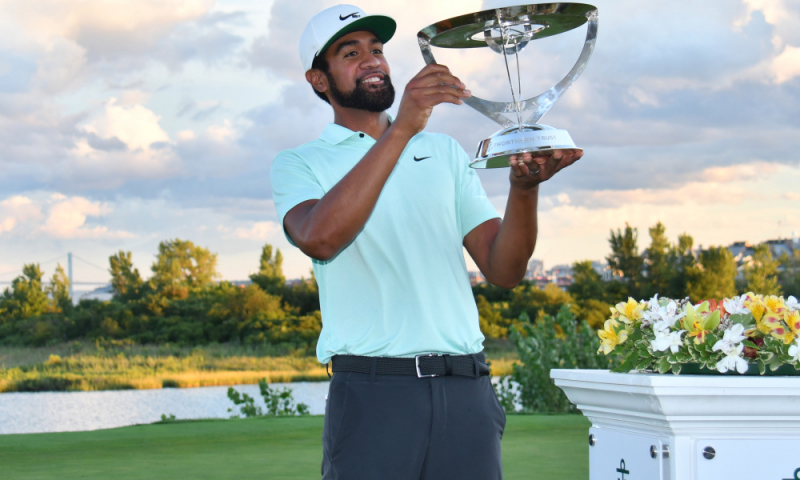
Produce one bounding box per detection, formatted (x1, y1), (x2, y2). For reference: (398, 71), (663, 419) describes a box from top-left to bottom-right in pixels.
(598, 319), (628, 354)
(744, 294), (766, 323)
(614, 298), (644, 324)
(763, 295), (786, 314)
(765, 310), (800, 344)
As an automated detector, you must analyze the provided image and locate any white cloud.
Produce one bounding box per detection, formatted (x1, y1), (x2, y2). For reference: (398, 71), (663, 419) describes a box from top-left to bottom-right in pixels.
(85, 98), (170, 151)
(0, 196), (42, 234)
(233, 221), (281, 241)
(773, 44), (800, 83)
(0, 193), (132, 239)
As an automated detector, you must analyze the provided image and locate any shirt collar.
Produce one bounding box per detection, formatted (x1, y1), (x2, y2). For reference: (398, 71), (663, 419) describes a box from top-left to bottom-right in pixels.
(318, 113), (395, 145)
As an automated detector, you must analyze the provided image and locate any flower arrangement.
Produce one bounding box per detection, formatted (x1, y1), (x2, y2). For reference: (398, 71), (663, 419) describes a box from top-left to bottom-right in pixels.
(598, 293), (800, 375)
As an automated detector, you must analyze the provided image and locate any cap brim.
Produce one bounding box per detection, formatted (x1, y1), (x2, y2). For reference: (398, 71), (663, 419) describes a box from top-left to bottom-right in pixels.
(318, 15), (397, 60)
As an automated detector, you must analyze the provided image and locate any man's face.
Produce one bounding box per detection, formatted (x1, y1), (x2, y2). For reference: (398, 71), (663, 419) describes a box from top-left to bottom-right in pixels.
(321, 30), (395, 112)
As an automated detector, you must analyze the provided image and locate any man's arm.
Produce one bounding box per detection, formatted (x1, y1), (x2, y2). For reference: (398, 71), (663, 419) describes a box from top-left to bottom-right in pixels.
(463, 150), (583, 288)
(284, 64), (470, 261)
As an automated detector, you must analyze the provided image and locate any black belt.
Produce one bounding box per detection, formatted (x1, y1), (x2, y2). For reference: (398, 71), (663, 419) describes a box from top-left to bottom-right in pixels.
(331, 352), (490, 378)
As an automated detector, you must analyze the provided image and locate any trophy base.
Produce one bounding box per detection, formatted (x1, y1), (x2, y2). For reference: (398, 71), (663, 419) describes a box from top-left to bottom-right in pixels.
(470, 124), (580, 169)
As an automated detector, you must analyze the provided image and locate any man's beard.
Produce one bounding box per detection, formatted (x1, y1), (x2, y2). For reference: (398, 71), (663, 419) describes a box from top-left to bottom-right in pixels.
(326, 73), (395, 113)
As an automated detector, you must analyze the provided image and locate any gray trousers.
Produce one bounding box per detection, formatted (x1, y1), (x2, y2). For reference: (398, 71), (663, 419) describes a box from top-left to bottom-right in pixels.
(321, 369), (506, 479)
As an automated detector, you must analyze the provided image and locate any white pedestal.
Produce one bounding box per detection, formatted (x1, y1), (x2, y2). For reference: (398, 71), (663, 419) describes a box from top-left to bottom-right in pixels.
(550, 369), (800, 480)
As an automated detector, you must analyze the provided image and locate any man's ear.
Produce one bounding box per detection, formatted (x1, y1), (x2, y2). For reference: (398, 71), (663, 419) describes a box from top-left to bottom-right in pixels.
(306, 69), (328, 96)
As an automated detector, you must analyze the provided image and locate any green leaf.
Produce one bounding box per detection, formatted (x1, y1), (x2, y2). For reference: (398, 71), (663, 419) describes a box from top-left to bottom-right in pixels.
(757, 358), (766, 375)
(635, 358), (652, 371)
(701, 309), (721, 331)
(657, 357), (670, 374)
(769, 355), (782, 372)
(743, 340), (758, 349)
(729, 313), (755, 329)
(672, 364), (682, 375)
(628, 328), (643, 341)
(612, 356), (636, 373)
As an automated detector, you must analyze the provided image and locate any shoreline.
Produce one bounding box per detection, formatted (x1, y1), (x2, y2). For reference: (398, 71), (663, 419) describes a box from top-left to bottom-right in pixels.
(0, 358), (516, 393)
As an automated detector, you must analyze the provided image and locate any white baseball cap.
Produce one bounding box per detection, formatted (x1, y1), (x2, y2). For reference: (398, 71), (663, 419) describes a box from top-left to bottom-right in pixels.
(299, 4), (396, 72)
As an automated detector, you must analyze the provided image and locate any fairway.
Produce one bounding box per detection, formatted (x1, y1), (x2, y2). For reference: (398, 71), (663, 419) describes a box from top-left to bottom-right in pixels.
(0, 415), (589, 479)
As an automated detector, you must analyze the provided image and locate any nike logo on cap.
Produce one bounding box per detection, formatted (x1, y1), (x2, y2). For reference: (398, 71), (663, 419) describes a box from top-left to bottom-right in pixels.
(340, 12), (360, 20)
(414, 156), (431, 162)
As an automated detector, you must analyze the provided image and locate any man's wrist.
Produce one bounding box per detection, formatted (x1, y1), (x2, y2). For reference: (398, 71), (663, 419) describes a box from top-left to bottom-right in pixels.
(509, 182), (540, 197)
(385, 121), (417, 143)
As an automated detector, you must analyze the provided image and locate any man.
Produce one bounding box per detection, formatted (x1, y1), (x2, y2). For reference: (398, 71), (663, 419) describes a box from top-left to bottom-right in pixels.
(270, 4), (582, 479)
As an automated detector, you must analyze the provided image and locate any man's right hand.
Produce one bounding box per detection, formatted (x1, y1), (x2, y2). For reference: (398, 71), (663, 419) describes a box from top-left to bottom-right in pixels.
(391, 64), (471, 138)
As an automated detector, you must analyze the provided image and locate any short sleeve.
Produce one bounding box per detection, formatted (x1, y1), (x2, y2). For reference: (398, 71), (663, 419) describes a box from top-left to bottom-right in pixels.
(452, 140), (501, 238)
(270, 150), (325, 240)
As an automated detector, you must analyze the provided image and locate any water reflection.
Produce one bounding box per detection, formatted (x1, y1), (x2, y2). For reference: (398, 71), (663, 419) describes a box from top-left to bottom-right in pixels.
(0, 382), (330, 435)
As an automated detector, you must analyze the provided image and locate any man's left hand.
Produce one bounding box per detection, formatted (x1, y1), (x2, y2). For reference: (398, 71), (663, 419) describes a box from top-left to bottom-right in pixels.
(508, 149), (583, 188)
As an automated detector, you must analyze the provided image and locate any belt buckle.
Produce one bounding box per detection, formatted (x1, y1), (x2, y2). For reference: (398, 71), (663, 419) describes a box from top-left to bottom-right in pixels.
(415, 353), (439, 378)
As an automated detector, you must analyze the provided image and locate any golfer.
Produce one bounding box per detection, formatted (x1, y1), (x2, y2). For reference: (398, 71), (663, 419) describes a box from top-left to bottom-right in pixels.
(270, 4), (581, 479)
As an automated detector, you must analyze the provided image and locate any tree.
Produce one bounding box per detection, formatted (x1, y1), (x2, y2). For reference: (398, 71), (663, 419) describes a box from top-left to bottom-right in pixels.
(507, 283), (576, 321)
(476, 294), (510, 338)
(250, 244), (285, 295)
(568, 261), (611, 328)
(109, 251), (144, 301)
(744, 244), (782, 295)
(47, 263), (72, 312)
(666, 233), (695, 299)
(150, 239), (218, 297)
(606, 223), (643, 298)
(0, 264), (50, 322)
(778, 250), (800, 297)
(686, 246), (737, 302)
(281, 269), (320, 315)
(568, 261), (606, 302)
(641, 222), (672, 298)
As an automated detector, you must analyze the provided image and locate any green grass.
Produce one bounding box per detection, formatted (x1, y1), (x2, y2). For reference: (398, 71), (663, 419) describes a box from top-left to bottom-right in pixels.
(0, 415), (589, 479)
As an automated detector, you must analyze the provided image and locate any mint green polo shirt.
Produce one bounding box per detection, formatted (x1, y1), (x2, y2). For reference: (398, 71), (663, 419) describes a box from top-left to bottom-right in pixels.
(270, 122), (500, 364)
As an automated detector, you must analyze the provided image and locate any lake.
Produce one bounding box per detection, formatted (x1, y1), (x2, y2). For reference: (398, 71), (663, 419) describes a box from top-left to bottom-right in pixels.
(0, 382), (330, 435)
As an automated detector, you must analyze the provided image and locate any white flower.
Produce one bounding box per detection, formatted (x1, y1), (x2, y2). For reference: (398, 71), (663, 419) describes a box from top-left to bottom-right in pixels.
(712, 324), (750, 374)
(715, 343), (749, 374)
(789, 338), (800, 363)
(723, 296), (750, 315)
(786, 296), (799, 312)
(643, 296), (685, 331)
(651, 329), (686, 353)
(712, 324), (747, 355)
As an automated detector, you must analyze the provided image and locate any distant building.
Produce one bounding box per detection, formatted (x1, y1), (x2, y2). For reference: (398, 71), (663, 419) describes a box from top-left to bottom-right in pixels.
(525, 259), (544, 280)
(468, 271), (485, 286)
(591, 261), (613, 281)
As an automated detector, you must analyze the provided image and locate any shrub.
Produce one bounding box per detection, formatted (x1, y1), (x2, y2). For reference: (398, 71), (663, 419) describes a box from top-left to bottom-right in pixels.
(227, 379), (309, 417)
(500, 305), (617, 413)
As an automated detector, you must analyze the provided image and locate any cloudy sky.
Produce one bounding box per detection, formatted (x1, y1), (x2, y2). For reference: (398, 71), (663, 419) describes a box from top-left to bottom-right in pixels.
(1, 0), (799, 287)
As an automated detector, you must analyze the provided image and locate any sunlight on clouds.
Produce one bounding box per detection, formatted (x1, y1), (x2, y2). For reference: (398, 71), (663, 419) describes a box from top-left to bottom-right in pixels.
(0, 193), (132, 239)
(0, 196), (42, 234)
(86, 98), (170, 151)
(177, 130), (197, 141)
(206, 120), (236, 143)
(773, 44), (800, 83)
(0, 0), (211, 48)
(233, 221), (281, 241)
(738, 0), (792, 30)
(702, 162), (780, 182)
(626, 85), (660, 108)
(528, 163), (800, 265)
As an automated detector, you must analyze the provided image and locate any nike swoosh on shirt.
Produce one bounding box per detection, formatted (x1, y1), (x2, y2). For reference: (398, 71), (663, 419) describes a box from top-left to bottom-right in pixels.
(339, 12), (360, 20)
(414, 156), (431, 162)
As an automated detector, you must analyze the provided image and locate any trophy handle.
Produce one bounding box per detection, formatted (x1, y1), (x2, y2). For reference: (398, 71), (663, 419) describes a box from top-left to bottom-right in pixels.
(418, 8), (598, 129)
